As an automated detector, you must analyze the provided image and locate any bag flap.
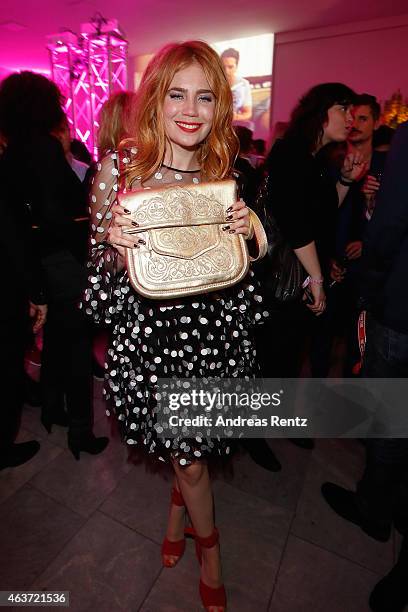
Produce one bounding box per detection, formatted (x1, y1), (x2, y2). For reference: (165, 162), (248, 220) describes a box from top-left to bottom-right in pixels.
(119, 179), (236, 232)
(149, 225), (220, 259)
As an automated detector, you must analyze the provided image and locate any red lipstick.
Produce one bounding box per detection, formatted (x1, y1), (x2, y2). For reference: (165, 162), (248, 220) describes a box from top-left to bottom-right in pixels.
(175, 121), (202, 133)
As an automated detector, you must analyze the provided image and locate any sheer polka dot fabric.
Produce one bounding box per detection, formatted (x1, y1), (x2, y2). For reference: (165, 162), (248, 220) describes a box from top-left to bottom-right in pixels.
(82, 150), (269, 465)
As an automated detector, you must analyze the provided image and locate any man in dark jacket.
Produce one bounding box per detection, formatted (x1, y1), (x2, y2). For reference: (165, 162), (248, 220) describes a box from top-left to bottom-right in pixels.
(321, 122), (408, 612)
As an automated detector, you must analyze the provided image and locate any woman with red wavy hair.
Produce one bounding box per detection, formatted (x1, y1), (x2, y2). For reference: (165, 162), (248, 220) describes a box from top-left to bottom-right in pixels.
(84, 40), (267, 611)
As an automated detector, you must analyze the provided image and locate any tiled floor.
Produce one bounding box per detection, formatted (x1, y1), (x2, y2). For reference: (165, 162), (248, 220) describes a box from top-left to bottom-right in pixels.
(0, 380), (403, 612)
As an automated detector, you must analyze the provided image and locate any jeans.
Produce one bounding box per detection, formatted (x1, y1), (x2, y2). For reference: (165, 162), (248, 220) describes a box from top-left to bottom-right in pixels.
(362, 314), (408, 379)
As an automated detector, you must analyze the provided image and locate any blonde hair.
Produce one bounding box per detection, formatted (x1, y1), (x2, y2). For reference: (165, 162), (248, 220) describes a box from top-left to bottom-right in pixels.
(97, 91), (136, 158)
(124, 40), (239, 185)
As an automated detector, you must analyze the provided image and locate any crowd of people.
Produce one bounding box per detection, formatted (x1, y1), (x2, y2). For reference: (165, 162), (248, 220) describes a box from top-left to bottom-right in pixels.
(0, 38), (407, 612)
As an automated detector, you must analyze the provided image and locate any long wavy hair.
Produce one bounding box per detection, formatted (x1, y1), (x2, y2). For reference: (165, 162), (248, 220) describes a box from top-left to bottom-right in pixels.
(284, 82), (356, 153)
(124, 40), (238, 185)
(97, 90), (136, 158)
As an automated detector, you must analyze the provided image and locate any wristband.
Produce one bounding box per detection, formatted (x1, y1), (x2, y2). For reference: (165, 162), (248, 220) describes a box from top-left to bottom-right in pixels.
(338, 175), (354, 187)
(303, 276), (324, 288)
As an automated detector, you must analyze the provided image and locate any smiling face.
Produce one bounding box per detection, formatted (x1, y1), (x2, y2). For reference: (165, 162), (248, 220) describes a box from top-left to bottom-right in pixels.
(162, 62), (215, 159)
(322, 103), (354, 146)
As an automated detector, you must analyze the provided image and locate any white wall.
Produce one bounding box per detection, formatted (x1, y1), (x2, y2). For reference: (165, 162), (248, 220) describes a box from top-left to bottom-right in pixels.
(271, 14), (408, 125)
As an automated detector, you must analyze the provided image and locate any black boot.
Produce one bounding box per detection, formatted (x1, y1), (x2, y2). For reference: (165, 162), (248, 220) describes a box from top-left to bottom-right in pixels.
(0, 441), (40, 471)
(321, 482), (391, 542)
(241, 439), (282, 472)
(67, 433), (109, 461)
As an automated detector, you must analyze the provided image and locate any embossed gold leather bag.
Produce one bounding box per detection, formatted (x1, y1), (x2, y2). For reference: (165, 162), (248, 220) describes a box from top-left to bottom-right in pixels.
(119, 180), (250, 299)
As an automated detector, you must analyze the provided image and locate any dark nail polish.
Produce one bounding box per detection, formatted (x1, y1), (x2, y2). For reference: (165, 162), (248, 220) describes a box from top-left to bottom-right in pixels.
(228, 229), (235, 234)
(132, 221), (139, 227)
(138, 239), (146, 245)
(226, 206), (233, 213)
(124, 208), (131, 214)
(225, 214), (233, 221)
(222, 225), (230, 231)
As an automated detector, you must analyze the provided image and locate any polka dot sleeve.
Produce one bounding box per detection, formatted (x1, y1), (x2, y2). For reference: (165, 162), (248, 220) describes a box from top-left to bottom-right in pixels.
(89, 152), (120, 247)
(81, 152), (126, 324)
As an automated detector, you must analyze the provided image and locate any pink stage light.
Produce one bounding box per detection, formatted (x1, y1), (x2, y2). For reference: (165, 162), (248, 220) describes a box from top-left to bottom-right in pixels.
(47, 24), (128, 158)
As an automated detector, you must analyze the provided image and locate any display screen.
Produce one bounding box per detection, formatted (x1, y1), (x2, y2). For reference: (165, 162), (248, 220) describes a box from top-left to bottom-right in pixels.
(212, 33), (274, 140)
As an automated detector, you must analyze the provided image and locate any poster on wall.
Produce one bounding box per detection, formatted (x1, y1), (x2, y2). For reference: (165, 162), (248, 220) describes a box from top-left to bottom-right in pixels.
(212, 33), (274, 140)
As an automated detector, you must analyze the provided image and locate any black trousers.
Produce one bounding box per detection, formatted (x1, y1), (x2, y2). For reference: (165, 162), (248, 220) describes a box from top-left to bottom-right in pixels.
(0, 312), (28, 450)
(256, 297), (334, 379)
(41, 299), (94, 438)
(313, 277), (362, 378)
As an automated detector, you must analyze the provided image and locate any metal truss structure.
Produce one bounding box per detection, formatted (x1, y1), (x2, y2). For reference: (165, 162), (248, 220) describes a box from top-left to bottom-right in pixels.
(48, 24), (128, 158)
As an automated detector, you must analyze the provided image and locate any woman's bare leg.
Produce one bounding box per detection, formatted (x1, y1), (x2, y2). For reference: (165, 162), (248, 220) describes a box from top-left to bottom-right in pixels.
(173, 460), (224, 611)
(163, 474), (186, 567)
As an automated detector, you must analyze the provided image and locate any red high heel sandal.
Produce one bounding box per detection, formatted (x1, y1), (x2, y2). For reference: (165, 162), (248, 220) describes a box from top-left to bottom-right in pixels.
(194, 528), (227, 611)
(161, 487), (186, 568)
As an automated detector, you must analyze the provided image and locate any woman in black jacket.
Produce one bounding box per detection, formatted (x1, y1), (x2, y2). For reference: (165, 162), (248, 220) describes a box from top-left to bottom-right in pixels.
(0, 72), (108, 459)
(258, 83), (367, 379)
(0, 179), (46, 469)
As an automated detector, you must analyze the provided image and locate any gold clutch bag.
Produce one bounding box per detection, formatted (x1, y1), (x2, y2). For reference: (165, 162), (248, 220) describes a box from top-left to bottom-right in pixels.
(119, 179), (250, 299)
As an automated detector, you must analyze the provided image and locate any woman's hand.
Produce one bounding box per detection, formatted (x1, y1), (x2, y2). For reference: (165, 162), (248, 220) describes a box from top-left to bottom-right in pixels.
(107, 202), (145, 258)
(223, 199), (250, 236)
(341, 152), (368, 183)
(304, 282), (326, 316)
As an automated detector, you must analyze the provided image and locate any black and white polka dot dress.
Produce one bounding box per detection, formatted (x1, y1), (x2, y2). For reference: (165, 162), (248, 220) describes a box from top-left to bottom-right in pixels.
(82, 150), (268, 465)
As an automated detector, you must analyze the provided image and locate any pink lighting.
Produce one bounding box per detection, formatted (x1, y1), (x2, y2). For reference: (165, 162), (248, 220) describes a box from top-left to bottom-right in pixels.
(2, 66), (51, 76)
(47, 23), (128, 158)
